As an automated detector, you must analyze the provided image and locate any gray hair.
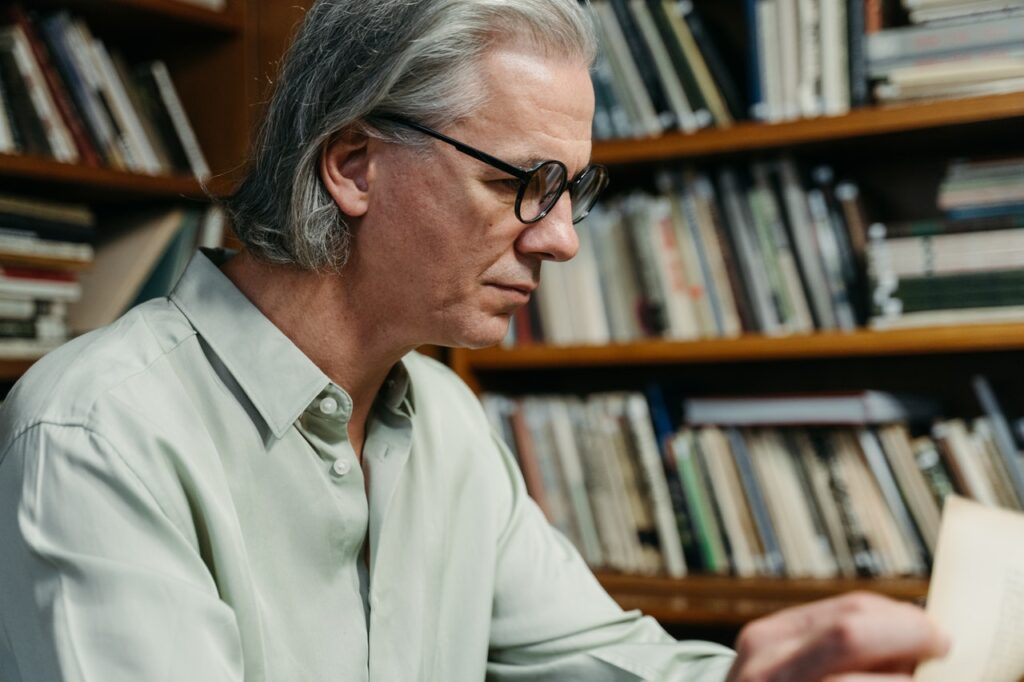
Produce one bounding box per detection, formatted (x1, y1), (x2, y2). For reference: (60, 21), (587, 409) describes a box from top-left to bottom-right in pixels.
(224, 0), (597, 272)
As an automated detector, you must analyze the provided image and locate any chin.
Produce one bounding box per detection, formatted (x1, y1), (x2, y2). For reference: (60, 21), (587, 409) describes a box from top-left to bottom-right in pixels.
(442, 312), (513, 350)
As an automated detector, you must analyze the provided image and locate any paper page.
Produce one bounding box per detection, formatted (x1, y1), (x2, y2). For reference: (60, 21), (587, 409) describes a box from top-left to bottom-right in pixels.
(916, 495), (1024, 682)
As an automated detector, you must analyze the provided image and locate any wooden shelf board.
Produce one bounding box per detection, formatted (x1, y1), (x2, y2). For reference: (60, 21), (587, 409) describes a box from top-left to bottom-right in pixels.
(596, 573), (928, 626)
(0, 359), (39, 383)
(454, 324), (1024, 372)
(0, 153), (224, 202)
(34, 0), (243, 34)
(593, 92), (1024, 164)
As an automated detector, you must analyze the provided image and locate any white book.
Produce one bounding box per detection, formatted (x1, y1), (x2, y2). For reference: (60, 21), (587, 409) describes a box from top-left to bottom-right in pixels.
(3, 26), (76, 161)
(888, 56), (1024, 86)
(197, 205), (226, 249)
(698, 427), (760, 577)
(797, 0), (824, 116)
(819, 0), (851, 115)
(916, 495), (1024, 682)
(589, 207), (644, 342)
(584, 399), (646, 572)
(876, 76), (1024, 101)
(570, 219), (612, 345)
(777, 160), (837, 328)
(759, 0), (785, 121)
(0, 277), (81, 302)
(857, 428), (928, 574)
(535, 262), (576, 346)
(546, 398), (605, 566)
(592, 2), (663, 136)
(630, 0), (701, 132)
(90, 41), (163, 175)
(0, 234), (94, 263)
(0, 41), (17, 152)
(871, 304), (1024, 328)
(777, 0), (802, 120)
(625, 394), (687, 578)
(0, 298), (35, 319)
(67, 19), (136, 169)
(648, 196), (702, 339)
(690, 174), (744, 337)
(685, 391), (939, 426)
(149, 61), (211, 180)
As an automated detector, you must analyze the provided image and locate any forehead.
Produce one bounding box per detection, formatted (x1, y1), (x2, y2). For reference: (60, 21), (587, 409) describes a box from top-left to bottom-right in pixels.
(457, 47), (595, 171)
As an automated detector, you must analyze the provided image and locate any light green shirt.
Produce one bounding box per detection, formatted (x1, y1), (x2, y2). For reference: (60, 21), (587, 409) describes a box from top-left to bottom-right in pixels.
(0, 249), (734, 681)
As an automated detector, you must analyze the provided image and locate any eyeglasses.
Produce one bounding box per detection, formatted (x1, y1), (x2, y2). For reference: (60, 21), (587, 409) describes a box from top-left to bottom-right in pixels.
(377, 115), (609, 225)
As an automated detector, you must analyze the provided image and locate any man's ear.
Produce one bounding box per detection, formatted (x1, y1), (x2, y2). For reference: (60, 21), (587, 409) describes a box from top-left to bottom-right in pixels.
(320, 128), (372, 218)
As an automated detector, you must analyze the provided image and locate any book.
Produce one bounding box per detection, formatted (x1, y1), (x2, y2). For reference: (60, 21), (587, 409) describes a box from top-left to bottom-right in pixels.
(915, 496), (1024, 682)
(68, 207), (185, 333)
(145, 61), (210, 180)
(972, 375), (1024, 507)
(686, 391), (940, 427)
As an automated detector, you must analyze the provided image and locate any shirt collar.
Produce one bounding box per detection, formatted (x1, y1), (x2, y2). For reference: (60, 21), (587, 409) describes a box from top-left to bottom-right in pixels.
(170, 249), (331, 440)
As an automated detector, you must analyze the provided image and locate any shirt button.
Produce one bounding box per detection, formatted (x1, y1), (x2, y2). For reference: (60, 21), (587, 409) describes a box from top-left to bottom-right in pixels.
(319, 397), (339, 415)
(332, 459), (351, 476)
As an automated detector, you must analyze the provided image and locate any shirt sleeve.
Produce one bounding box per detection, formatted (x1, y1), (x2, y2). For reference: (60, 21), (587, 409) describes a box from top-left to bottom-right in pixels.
(0, 423), (244, 682)
(486, 434), (736, 682)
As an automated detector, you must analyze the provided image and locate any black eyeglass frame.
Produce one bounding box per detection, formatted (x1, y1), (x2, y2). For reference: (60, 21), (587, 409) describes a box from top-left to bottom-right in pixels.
(377, 115), (608, 225)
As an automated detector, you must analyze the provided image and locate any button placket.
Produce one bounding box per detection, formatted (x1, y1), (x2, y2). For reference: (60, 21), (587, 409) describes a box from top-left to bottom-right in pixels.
(332, 458), (352, 477)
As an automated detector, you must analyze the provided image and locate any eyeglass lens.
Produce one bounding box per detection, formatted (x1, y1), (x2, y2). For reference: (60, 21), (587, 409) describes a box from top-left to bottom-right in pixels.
(519, 163), (608, 224)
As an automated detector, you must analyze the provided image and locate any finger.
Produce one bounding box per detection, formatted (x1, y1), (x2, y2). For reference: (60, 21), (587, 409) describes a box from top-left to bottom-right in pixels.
(737, 592), (915, 654)
(782, 599), (951, 681)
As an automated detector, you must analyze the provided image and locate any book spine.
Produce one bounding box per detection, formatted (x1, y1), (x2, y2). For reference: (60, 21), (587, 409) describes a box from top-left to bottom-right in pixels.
(848, 0), (870, 107)
(11, 8), (101, 166)
(149, 61), (210, 179)
(726, 426), (787, 574)
(5, 25), (77, 161)
(972, 376), (1024, 508)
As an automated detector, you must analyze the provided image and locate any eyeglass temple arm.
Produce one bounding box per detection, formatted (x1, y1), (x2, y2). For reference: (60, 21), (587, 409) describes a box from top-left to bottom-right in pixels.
(376, 115), (531, 182)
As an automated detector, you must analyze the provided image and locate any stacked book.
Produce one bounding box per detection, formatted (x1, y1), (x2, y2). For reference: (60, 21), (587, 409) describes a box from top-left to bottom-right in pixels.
(0, 6), (210, 179)
(868, 1), (1024, 103)
(482, 379), (1024, 579)
(870, 156), (1024, 329)
(588, 0), (742, 138)
(0, 193), (93, 359)
(511, 160), (866, 346)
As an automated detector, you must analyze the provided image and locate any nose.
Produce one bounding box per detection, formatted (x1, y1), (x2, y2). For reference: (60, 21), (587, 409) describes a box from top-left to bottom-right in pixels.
(514, 193), (579, 262)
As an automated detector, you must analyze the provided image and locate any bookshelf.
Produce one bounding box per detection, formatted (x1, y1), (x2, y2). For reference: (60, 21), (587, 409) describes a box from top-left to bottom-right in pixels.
(0, 151), (220, 201)
(0, 0), (311, 375)
(593, 92), (1024, 164)
(455, 324), (1024, 376)
(595, 573), (928, 627)
(455, 0), (1024, 635)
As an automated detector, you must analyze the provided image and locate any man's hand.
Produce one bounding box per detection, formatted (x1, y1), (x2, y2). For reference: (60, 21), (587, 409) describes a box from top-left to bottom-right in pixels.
(726, 591), (951, 682)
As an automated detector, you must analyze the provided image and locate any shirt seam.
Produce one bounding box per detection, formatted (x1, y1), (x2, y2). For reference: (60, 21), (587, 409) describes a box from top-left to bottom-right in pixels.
(0, 317), (197, 466)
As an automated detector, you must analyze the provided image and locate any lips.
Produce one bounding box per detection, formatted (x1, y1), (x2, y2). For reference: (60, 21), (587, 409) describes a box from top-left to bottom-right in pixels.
(486, 282), (536, 301)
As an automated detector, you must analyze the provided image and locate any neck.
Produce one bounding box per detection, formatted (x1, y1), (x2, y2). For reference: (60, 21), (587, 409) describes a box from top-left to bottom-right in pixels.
(220, 249), (415, 455)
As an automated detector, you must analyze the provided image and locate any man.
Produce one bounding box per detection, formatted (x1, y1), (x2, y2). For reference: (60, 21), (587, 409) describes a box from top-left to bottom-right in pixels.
(0, 1), (949, 680)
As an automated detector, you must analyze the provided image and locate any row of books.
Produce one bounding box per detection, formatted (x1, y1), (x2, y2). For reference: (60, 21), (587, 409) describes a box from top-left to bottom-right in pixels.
(747, 0), (878, 122)
(0, 6), (210, 179)
(868, 1), (1024, 103)
(0, 193), (93, 359)
(482, 380), (1024, 578)
(587, 0), (741, 139)
(870, 156), (1024, 329)
(0, 193), (224, 359)
(510, 160), (867, 347)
